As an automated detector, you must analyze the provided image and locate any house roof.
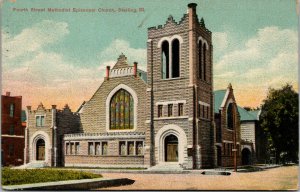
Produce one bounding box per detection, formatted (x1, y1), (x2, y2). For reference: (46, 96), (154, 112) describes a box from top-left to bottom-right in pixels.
(237, 106), (257, 121)
(213, 90), (227, 114)
(248, 110), (260, 120)
(137, 69), (147, 83)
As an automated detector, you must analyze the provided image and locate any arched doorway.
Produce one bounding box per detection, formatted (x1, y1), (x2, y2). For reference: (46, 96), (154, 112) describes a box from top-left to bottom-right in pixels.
(36, 139), (45, 161)
(242, 148), (251, 165)
(164, 134), (178, 162)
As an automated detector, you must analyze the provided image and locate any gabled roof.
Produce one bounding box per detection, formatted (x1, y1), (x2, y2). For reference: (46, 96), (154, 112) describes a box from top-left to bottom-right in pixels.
(112, 54), (129, 69)
(214, 89), (227, 114)
(213, 90), (259, 122)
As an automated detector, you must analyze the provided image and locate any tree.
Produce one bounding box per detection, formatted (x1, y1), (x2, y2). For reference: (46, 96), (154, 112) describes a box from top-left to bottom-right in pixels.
(259, 84), (298, 164)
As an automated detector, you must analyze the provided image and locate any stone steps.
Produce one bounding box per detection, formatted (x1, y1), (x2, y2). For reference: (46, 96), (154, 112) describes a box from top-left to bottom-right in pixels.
(14, 162), (48, 169)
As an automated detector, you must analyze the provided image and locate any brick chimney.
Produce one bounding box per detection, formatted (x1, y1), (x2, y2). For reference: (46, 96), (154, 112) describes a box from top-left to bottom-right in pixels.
(106, 66), (110, 80)
(26, 106), (31, 111)
(6, 92), (10, 96)
(188, 3), (197, 86)
(133, 62), (138, 78)
(51, 105), (57, 109)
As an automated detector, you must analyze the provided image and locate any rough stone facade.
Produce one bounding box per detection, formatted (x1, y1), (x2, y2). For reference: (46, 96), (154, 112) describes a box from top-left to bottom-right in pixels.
(24, 3), (244, 169)
(24, 103), (80, 166)
(145, 3), (214, 169)
(63, 54), (148, 167)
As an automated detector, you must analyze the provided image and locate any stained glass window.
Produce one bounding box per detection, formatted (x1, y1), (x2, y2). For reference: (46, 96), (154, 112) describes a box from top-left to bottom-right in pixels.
(110, 89), (134, 130)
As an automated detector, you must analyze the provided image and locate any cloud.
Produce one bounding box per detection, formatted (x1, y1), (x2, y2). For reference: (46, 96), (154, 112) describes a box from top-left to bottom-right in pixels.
(213, 32), (229, 51)
(215, 26), (297, 72)
(214, 26), (297, 107)
(2, 20), (102, 109)
(98, 39), (147, 71)
(2, 21), (148, 109)
(3, 20), (69, 60)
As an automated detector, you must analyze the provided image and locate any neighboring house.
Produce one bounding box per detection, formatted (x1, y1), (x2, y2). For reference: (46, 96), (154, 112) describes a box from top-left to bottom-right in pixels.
(214, 85), (242, 167)
(239, 108), (267, 165)
(1, 92), (24, 166)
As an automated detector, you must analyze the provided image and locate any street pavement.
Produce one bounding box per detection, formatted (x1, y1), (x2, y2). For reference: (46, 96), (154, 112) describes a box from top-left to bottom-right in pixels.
(97, 165), (298, 190)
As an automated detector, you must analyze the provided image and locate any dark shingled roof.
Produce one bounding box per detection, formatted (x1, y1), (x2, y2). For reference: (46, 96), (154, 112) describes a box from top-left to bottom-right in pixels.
(213, 90), (226, 114)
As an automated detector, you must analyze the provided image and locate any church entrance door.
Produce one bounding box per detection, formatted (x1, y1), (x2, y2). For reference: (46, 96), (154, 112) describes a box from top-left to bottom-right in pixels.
(165, 134), (178, 162)
(36, 139), (45, 161)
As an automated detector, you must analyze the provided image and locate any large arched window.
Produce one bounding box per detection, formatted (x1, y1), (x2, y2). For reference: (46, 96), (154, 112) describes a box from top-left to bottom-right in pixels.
(110, 89), (134, 130)
(198, 40), (202, 79)
(172, 39), (180, 78)
(203, 44), (207, 81)
(227, 103), (234, 129)
(161, 41), (169, 79)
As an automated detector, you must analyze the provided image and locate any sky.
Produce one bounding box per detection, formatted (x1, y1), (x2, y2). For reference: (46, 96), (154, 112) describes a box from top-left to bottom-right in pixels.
(1, 0), (298, 110)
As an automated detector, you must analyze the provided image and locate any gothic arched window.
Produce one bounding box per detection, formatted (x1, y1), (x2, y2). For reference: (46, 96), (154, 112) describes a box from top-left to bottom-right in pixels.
(110, 89), (134, 130)
(161, 41), (169, 79)
(203, 43), (207, 81)
(172, 39), (180, 78)
(227, 103), (234, 129)
(198, 40), (202, 79)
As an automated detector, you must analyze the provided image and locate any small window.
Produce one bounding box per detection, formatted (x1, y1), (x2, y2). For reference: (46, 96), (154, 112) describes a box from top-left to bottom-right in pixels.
(70, 143), (74, 155)
(158, 105), (163, 117)
(227, 143), (230, 156)
(9, 125), (14, 135)
(178, 103), (183, 116)
(88, 142), (94, 155)
(9, 104), (14, 117)
(36, 115), (45, 127)
(128, 141), (134, 155)
(102, 142), (108, 155)
(66, 143), (69, 155)
(119, 141), (126, 155)
(9, 144), (14, 156)
(136, 141), (143, 155)
(95, 142), (101, 155)
(168, 104), (173, 117)
(227, 103), (234, 129)
(202, 105), (205, 118)
(75, 142), (80, 155)
(206, 106), (209, 119)
(198, 104), (201, 117)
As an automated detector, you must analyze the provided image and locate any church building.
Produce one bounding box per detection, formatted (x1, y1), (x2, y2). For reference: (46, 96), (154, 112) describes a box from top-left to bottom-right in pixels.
(23, 3), (243, 169)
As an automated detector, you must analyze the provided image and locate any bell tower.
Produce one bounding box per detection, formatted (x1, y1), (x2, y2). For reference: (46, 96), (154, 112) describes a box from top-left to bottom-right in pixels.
(145, 3), (214, 169)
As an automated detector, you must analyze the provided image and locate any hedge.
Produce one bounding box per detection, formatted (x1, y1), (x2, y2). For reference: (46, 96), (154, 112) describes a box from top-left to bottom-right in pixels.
(2, 168), (101, 186)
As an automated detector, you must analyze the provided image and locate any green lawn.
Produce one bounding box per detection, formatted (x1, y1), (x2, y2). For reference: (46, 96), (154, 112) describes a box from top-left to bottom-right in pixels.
(2, 168), (102, 186)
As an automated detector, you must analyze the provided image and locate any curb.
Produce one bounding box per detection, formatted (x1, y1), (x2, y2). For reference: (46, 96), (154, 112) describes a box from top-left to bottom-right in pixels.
(2, 177), (135, 190)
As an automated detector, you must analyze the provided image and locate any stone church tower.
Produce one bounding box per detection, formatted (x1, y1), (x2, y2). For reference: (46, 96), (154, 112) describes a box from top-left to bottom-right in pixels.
(145, 3), (214, 169)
